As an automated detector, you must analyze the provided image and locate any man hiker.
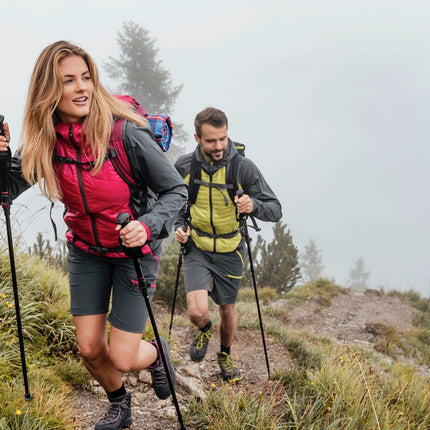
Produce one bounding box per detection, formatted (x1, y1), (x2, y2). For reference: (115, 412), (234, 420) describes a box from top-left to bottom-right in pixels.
(174, 107), (282, 382)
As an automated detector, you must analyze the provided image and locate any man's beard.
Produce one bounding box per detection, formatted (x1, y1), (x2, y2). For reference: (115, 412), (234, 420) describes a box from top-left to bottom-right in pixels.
(205, 149), (225, 162)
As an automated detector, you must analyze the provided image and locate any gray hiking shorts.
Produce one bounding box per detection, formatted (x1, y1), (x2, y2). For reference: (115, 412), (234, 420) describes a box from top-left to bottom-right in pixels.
(67, 244), (159, 333)
(182, 241), (246, 305)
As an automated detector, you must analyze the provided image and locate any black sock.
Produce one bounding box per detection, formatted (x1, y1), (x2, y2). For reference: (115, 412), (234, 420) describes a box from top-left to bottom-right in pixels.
(221, 344), (231, 355)
(107, 384), (126, 402)
(200, 320), (212, 332)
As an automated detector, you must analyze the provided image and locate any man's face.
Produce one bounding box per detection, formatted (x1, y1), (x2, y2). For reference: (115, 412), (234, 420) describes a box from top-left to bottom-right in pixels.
(195, 123), (228, 163)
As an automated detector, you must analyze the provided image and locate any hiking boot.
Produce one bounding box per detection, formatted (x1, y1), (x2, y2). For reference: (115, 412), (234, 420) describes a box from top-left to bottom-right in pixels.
(217, 352), (243, 382)
(190, 322), (213, 362)
(147, 336), (176, 400)
(95, 391), (132, 430)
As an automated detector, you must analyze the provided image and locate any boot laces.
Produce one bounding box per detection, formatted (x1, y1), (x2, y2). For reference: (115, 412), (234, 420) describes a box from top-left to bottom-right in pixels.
(100, 398), (128, 424)
(150, 362), (167, 385)
(194, 329), (213, 350)
(219, 353), (234, 372)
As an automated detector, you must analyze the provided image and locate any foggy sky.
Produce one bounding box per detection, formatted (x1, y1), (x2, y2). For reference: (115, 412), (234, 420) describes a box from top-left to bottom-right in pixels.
(1, 0), (429, 295)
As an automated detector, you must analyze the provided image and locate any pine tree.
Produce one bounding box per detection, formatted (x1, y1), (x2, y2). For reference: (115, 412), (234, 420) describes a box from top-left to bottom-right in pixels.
(104, 21), (188, 161)
(348, 257), (371, 292)
(300, 239), (324, 284)
(252, 221), (300, 294)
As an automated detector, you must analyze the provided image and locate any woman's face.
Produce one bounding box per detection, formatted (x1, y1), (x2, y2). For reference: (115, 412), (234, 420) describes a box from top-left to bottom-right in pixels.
(56, 55), (93, 123)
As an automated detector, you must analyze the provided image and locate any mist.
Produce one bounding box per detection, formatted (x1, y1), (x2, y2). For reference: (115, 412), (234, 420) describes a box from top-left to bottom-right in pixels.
(1, 0), (429, 295)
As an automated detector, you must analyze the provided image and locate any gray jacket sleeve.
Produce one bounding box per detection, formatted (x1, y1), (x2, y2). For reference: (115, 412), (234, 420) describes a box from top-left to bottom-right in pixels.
(8, 152), (32, 202)
(238, 157), (282, 222)
(123, 121), (188, 240)
(173, 153), (193, 231)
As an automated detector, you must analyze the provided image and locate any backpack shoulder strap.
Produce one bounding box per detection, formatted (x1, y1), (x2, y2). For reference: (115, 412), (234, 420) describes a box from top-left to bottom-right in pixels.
(187, 151), (201, 205)
(226, 152), (241, 203)
(108, 118), (137, 187)
(188, 141), (244, 205)
(226, 140), (246, 201)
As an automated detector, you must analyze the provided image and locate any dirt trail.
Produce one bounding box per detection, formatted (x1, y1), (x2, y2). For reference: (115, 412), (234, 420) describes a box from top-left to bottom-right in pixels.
(72, 290), (418, 429)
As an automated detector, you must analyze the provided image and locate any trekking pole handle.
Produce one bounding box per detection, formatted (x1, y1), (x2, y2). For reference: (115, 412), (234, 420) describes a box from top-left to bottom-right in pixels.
(0, 115), (10, 155)
(235, 189), (247, 219)
(116, 212), (147, 259)
(178, 224), (188, 254)
(0, 115), (5, 136)
(116, 212), (131, 229)
(0, 115), (11, 207)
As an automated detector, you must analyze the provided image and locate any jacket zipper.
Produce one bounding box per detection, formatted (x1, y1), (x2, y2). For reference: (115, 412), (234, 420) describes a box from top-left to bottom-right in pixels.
(208, 172), (217, 253)
(69, 125), (102, 248)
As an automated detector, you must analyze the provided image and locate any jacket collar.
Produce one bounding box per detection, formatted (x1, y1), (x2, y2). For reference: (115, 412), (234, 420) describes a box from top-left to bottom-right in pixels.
(195, 138), (237, 173)
(55, 122), (85, 145)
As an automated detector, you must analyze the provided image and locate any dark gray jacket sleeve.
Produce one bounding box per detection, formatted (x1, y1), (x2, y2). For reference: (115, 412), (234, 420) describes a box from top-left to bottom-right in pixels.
(8, 151), (32, 201)
(123, 121), (188, 240)
(238, 157), (282, 222)
(173, 153), (193, 231)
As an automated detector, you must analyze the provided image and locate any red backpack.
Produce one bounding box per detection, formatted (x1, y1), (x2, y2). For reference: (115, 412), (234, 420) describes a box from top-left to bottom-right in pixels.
(109, 94), (172, 186)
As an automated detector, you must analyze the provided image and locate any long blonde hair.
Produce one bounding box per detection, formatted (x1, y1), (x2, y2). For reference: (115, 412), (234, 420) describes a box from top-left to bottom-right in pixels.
(19, 40), (147, 201)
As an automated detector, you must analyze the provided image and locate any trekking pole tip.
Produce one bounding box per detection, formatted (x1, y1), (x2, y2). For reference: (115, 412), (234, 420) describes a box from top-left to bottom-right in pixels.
(24, 392), (33, 402)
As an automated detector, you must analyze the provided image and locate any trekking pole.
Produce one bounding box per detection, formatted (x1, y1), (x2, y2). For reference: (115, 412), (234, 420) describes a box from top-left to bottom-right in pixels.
(0, 115), (33, 401)
(168, 225), (187, 338)
(116, 213), (188, 430)
(236, 190), (270, 379)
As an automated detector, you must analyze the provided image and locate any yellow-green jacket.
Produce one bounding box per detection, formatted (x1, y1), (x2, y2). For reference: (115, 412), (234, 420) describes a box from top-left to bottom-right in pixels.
(174, 140), (282, 253)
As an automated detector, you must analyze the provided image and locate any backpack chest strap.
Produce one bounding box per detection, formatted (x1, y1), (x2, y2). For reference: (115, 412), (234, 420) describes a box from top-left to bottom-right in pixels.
(192, 179), (233, 206)
(191, 225), (240, 240)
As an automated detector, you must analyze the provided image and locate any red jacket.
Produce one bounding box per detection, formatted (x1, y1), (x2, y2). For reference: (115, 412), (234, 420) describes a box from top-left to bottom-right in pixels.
(54, 121), (133, 257)
(8, 120), (187, 259)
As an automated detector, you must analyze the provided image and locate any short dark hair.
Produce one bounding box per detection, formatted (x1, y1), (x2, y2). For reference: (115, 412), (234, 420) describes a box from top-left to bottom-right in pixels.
(194, 107), (228, 138)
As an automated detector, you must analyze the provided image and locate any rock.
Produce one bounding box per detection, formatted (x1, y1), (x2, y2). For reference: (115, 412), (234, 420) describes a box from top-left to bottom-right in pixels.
(176, 372), (207, 399)
(180, 362), (201, 378)
(137, 370), (151, 384)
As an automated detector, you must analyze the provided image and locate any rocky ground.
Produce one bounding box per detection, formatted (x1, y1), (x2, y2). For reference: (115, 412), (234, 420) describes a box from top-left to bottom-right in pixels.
(71, 290), (419, 429)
